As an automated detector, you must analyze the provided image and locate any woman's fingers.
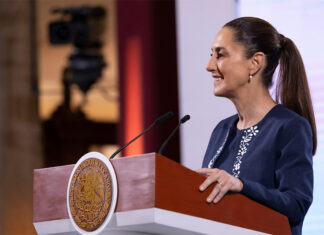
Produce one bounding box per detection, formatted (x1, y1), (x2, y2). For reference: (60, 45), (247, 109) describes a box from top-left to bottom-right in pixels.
(197, 168), (243, 204)
(198, 169), (222, 191)
(199, 176), (218, 191)
(213, 183), (230, 204)
(205, 178), (229, 203)
(195, 168), (218, 175)
(206, 183), (221, 203)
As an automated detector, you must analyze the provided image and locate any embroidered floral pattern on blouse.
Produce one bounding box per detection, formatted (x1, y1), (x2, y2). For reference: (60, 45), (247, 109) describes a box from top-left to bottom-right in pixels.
(232, 126), (259, 177)
(208, 131), (230, 168)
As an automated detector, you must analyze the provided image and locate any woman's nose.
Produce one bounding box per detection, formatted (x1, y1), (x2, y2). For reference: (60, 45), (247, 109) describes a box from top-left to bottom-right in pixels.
(206, 57), (215, 72)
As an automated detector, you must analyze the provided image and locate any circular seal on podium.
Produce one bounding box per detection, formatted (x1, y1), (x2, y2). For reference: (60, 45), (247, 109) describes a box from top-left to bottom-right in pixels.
(67, 152), (118, 234)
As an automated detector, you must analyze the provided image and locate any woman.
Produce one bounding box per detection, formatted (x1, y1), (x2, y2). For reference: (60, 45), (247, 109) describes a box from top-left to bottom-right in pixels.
(196, 17), (316, 235)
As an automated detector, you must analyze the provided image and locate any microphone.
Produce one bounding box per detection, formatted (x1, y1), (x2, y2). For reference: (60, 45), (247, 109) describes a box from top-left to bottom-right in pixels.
(110, 111), (174, 159)
(158, 114), (190, 155)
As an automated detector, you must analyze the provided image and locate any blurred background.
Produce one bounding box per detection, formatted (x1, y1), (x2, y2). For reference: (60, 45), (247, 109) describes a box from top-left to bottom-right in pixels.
(0, 0), (323, 234)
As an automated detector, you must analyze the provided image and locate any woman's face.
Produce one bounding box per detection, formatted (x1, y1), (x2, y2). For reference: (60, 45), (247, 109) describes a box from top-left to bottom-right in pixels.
(206, 27), (251, 98)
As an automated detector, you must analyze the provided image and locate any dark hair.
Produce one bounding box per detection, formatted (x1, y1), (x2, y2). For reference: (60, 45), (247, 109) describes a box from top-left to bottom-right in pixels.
(224, 17), (317, 155)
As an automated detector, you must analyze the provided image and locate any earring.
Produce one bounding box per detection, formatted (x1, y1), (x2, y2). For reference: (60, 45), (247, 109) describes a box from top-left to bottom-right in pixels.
(249, 74), (253, 83)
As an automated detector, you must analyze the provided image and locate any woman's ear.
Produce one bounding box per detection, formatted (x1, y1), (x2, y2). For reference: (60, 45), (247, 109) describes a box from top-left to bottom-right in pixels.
(248, 52), (265, 76)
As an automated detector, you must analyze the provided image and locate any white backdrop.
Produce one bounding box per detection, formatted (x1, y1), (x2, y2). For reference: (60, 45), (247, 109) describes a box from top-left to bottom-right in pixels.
(175, 0), (236, 169)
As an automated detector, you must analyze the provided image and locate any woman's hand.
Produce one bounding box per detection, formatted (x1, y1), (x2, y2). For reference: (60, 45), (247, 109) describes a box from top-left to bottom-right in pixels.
(195, 168), (243, 204)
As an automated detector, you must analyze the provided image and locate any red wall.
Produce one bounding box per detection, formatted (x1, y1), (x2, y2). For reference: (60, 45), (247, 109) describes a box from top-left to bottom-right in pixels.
(117, 0), (180, 161)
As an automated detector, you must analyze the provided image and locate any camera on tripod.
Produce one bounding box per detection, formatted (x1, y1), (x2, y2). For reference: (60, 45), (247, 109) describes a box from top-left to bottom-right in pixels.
(49, 6), (107, 94)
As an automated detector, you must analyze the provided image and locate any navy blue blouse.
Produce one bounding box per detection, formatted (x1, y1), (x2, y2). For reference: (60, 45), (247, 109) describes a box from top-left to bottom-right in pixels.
(202, 104), (313, 235)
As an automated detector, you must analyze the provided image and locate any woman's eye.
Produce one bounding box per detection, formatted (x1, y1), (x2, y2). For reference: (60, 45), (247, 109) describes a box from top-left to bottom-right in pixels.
(210, 51), (224, 58)
(216, 53), (223, 59)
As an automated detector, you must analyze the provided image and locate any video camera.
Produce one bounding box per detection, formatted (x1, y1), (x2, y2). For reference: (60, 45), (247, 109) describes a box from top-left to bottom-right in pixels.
(49, 6), (107, 94)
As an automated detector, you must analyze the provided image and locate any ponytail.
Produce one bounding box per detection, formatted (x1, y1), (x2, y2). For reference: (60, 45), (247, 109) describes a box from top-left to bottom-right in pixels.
(277, 36), (317, 155)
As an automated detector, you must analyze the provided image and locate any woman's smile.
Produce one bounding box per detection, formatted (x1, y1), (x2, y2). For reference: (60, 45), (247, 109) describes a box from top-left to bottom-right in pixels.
(213, 77), (223, 84)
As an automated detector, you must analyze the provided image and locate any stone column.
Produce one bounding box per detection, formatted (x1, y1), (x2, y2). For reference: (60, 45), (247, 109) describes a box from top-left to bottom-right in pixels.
(0, 0), (43, 234)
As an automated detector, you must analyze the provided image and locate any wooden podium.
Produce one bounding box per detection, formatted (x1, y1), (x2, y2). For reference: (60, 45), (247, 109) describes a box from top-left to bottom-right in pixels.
(33, 153), (291, 234)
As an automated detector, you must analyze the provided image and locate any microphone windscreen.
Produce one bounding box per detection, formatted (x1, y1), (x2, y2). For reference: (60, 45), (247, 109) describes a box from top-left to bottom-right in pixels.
(180, 114), (190, 123)
(154, 111), (174, 125)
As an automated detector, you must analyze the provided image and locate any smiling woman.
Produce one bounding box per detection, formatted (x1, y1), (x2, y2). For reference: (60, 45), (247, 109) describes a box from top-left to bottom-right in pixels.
(196, 17), (316, 235)
(206, 27), (263, 99)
